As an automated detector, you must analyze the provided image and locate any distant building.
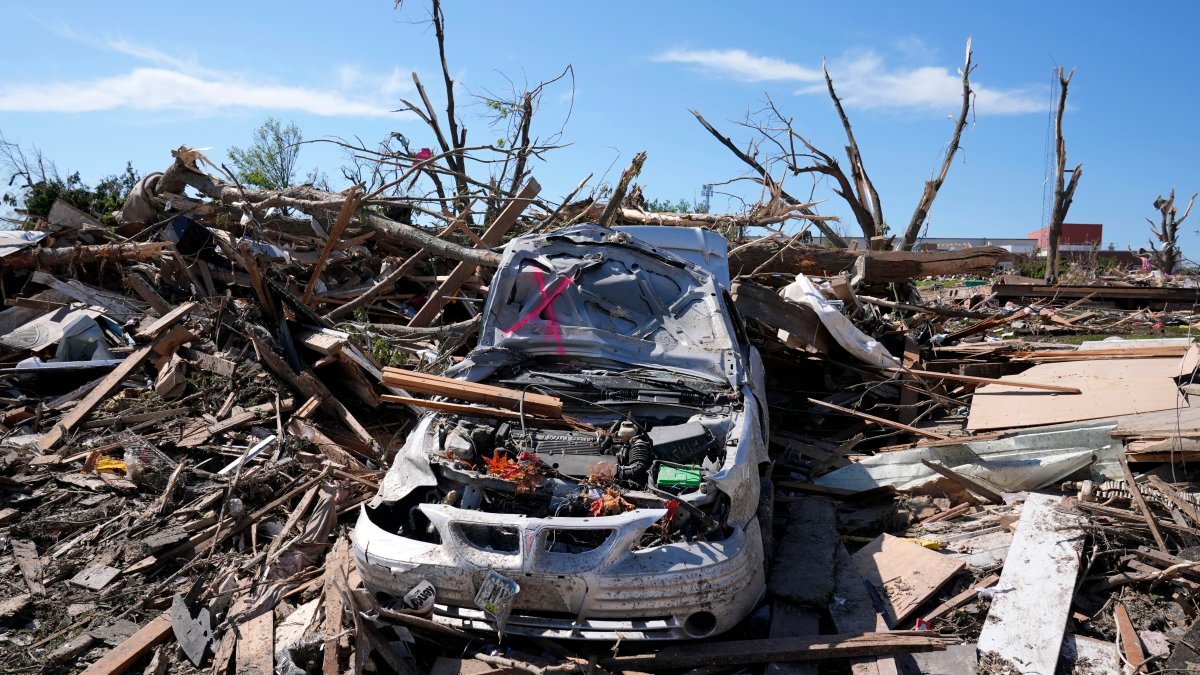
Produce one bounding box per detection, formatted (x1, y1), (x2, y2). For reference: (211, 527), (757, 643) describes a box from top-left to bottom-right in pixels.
(1027, 223), (1103, 251)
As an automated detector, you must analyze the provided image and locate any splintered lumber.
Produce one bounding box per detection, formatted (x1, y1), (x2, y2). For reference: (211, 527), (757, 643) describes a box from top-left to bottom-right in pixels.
(851, 534), (964, 627)
(408, 179), (540, 326)
(0, 241), (172, 269)
(1113, 602), (1146, 671)
(381, 394), (546, 422)
(726, 238), (1010, 281)
(134, 301), (197, 340)
(1013, 346), (1189, 362)
(731, 280), (831, 354)
(922, 574), (1000, 623)
(302, 186), (362, 305)
(806, 397), (948, 440)
(884, 366), (1082, 394)
(322, 537), (351, 675)
(602, 633), (948, 670)
(79, 612), (173, 675)
(977, 493), (1085, 674)
(1119, 458), (1168, 551)
(12, 538), (44, 595)
(38, 323), (194, 452)
(382, 368), (563, 419)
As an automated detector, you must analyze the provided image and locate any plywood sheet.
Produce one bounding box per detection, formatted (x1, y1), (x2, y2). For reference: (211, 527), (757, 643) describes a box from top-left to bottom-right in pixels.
(967, 357), (1187, 431)
(850, 534), (964, 628)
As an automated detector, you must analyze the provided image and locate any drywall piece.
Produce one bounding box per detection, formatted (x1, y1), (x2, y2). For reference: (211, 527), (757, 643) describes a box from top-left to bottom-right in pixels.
(967, 357), (1187, 431)
(977, 493), (1085, 675)
(1061, 634), (1119, 675)
(815, 421), (1122, 492)
(851, 534), (964, 628)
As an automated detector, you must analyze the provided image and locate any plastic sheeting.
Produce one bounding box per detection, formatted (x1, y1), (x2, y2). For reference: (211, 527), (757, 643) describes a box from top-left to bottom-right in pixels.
(779, 275), (900, 369)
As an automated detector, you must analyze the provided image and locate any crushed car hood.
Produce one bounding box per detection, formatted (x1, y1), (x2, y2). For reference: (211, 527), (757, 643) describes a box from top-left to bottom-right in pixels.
(474, 225), (741, 385)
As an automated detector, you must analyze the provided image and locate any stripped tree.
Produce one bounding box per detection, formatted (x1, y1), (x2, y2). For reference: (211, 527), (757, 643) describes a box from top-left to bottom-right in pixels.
(1044, 67), (1083, 284)
(694, 39), (976, 251)
(900, 39), (975, 251)
(1147, 189), (1195, 274)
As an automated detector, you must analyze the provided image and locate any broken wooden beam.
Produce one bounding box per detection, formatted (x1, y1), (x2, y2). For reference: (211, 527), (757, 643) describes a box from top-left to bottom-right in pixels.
(602, 632), (949, 670)
(382, 368), (563, 419)
(38, 323), (195, 452)
(805, 397), (948, 440)
(79, 612), (173, 675)
(883, 366), (1082, 394)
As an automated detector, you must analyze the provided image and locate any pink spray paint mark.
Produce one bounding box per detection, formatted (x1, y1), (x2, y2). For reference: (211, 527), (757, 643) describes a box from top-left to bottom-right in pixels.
(502, 269), (571, 355)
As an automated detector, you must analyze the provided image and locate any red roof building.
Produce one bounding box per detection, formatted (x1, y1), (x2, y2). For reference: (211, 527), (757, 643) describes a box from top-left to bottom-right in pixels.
(1027, 223), (1103, 249)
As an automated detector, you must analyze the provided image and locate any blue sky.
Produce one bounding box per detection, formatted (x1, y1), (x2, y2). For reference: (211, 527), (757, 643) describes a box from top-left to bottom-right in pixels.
(1, 2), (1198, 256)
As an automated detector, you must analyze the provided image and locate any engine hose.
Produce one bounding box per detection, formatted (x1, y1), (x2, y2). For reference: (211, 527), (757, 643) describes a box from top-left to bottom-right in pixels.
(618, 435), (654, 485)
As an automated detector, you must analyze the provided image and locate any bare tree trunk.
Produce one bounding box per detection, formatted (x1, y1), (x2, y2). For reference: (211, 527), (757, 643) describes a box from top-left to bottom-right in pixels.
(598, 152), (646, 227)
(1148, 189), (1195, 274)
(900, 39), (974, 251)
(824, 64), (884, 243)
(1045, 67), (1082, 284)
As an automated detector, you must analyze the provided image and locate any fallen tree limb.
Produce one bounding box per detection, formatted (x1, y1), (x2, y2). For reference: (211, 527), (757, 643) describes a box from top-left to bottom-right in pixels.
(157, 148), (500, 267)
(1, 242), (171, 269)
(729, 237), (1011, 281)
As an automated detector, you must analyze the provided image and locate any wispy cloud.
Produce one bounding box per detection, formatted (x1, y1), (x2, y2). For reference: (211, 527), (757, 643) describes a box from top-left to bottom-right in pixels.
(0, 68), (395, 117)
(656, 49), (821, 82)
(656, 46), (1044, 115)
(3, 20), (409, 117)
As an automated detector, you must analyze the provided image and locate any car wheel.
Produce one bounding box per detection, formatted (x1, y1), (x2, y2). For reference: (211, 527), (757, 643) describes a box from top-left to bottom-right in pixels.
(756, 476), (774, 569)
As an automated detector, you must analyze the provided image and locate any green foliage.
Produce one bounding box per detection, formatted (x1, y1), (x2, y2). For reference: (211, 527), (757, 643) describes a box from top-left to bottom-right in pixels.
(2, 161), (139, 227)
(227, 118), (303, 190)
(645, 197), (709, 214)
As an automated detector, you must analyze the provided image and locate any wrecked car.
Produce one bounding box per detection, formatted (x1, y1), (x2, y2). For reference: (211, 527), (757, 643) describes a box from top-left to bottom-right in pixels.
(353, 223), (770, 640)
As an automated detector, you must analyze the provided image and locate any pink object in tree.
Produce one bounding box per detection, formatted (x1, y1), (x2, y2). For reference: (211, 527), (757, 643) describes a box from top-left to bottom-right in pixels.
(415, 148), (432, 161)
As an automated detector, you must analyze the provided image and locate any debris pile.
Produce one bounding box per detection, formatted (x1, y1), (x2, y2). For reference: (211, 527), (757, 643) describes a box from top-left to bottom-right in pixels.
(4, 145), (1200, 673)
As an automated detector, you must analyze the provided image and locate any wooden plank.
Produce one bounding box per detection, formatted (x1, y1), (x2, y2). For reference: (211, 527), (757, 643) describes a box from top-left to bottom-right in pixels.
(38, 322), (194, 452)
(977, 493), (1085, 674)
(235, 609), (274, 675)
(79, 612), (172, 675)
(1120, 458), (1168, 552)
(885, 366), (1082, 394)
(11, 538), (44, 595)
(382, 368), (563, 419)
(124, 273), (172, 315)
(302, 187), (362, 305)
(1113, 602), (1146, 671)
(920, 460), (1004, 504)
(806, 397), (948, 440)
(851, 534), (964, 628)
(408, 179), (540, 327)
(602, 633), (948, 670)
(381, 394), (553, 423)
(732, 280), (832, 354)
(322, 537), (351, 675)
(923, 574), (999, 622)
(133, 301), (197, 340)
(1146, 474), (1200, 526)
